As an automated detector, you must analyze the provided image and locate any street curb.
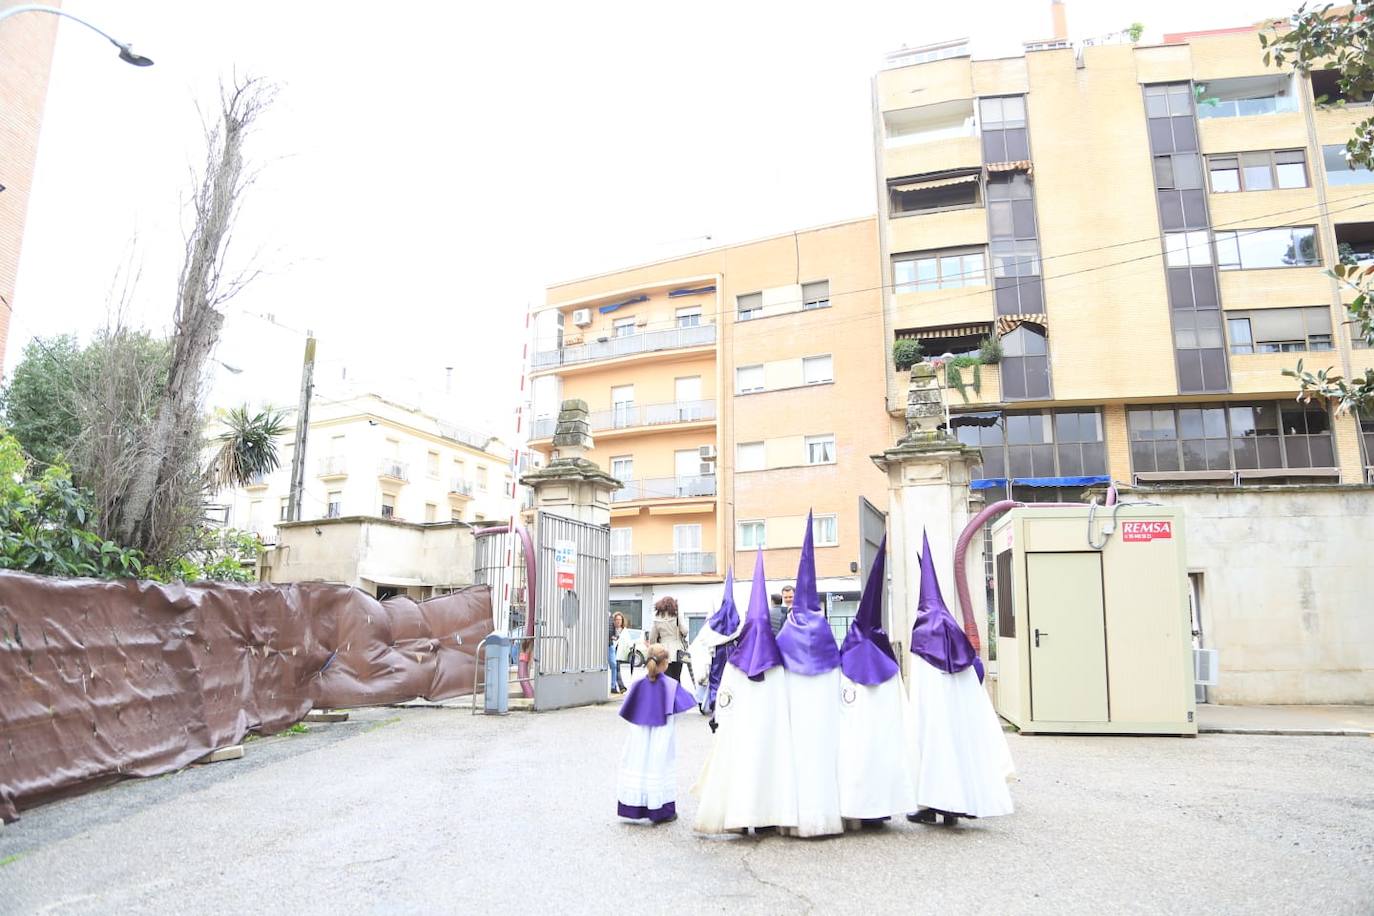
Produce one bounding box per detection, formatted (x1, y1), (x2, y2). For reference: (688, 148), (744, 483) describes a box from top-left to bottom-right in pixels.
(1200, 727), (1373, 737)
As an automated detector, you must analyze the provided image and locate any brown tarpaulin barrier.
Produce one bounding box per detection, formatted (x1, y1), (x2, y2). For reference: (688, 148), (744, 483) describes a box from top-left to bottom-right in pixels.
(0, 571), (493, 822)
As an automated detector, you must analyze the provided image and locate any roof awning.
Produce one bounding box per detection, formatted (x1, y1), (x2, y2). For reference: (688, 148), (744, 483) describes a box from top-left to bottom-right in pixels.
(890, 173), (980, 193)
(970, 477), (1008, 490)
(986, 160), (1034, 175)
(668, 285), (715, 297)
(598, 294), (649, 314)
(996, 313), (1048, 336)
(1013, 475), (1110, 488)
(899, 321), (993, 341)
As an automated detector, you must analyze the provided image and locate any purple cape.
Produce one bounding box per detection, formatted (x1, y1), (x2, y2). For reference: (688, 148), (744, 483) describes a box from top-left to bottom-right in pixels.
(910, 530), (983, 682)
(777, 510), (841, 676)
(618, 674), (696, 727)
(729, 548), (784, 680)
(840, 534), (899, 686)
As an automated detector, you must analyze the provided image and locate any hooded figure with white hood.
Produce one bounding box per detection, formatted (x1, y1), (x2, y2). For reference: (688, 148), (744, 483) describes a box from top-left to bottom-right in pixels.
(906, 530), (1015, 825)
(693, 549), (798, 834)
(687, 568), (742, 730)
(775, 511), (844, 838)
(837, 534), (917, 826)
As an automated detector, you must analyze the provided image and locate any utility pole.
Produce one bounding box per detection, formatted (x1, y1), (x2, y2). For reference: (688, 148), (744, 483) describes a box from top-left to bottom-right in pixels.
(286, 333), (316, 521)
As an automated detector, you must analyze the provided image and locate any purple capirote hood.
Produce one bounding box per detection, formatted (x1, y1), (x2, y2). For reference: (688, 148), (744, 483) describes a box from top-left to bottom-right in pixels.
(777, 510), (841, 676)
(729, 548), (785, 679)
(910, 530), (982, 681)
(840, 534), (899, 686)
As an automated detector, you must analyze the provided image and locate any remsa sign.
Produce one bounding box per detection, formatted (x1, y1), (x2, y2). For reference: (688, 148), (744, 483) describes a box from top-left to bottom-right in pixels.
(1122, 521), (1172, 542)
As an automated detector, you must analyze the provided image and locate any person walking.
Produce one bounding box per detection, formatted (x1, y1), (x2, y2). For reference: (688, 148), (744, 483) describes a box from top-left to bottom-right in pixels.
(615, 643), (696, 823)
(769, 593), (786, 636)
(648, 596), (688, 683)
(608, 611), (628, 694)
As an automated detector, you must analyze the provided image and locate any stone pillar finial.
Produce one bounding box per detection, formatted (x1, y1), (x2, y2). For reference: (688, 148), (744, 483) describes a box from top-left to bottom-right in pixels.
(900, 363), (950, 446)
(549, 399), (594, 459)
(521, 399), (621, 527)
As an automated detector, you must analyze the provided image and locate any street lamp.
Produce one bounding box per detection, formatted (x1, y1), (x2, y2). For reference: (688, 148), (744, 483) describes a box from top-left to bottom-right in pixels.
(0, 4), (153, 66)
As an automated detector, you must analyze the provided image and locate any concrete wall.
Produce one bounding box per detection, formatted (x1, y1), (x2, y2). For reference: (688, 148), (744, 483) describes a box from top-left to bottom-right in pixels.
(267, 516), (475, 597)
(1133, 484), (1374, 705)
(0, 3), (61, 371)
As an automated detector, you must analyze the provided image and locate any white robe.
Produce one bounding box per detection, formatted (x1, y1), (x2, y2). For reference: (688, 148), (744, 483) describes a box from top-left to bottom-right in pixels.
(783, 668), (843, 837)
(837, 673), (918, 822)
(692, 664), (798, 833)
(617, 716), (681, 821)
(906, 660), (1015, 818)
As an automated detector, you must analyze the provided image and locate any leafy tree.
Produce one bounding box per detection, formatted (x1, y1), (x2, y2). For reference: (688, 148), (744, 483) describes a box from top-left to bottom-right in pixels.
(1127, 23), (1146, 43)
(207, 405), (288, 490)
(0, 335), (85, 469)
(1264, 4), (1374, 413)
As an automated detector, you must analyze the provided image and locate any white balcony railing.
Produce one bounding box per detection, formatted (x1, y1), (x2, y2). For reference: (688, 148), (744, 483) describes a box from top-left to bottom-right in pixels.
(316, 456), (347, 477)
(532, 323), (716, 369)
(378, 459), (409, 482)
(610, 552), (716, 578)
(530, 399), (716, 439)
(611, 475), (716, 503)
(449, 478), (474, 497)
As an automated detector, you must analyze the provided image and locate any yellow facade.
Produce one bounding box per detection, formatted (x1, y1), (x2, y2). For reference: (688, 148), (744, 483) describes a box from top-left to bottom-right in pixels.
(533, 219), (891, 612)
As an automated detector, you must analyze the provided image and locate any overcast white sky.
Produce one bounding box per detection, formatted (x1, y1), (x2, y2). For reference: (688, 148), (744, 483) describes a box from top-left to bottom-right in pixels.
(7, 0), (1280, 437)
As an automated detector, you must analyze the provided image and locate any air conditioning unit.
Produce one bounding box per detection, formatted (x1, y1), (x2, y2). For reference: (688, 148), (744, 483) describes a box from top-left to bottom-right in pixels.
(698, 445), (717, 460)
(572, 308), (593, 327)
(1193, 648), (1219, 686)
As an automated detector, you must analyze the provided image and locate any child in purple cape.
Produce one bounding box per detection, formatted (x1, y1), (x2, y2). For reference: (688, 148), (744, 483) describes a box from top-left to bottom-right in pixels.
(615, 643), (697, 823)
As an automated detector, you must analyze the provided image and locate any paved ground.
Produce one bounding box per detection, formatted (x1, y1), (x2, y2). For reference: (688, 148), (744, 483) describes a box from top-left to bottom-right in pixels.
(1198, 703), (1374, 735)
(2, 701), (1372, 915)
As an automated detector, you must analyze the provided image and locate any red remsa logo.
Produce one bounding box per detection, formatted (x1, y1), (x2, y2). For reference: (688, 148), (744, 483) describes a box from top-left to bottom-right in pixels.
(1121, 520), (1172, 542)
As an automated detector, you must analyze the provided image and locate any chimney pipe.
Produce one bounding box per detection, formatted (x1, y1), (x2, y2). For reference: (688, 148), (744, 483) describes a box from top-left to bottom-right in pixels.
(1052, 0), (1068, 41)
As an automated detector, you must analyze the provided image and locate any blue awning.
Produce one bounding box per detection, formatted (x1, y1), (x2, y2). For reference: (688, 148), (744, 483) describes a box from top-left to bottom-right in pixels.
(598, 294), (648, 314)
(970, 478), (1008, 490)
(668, 285), (716, 297)
(1012, 475), (1110, 488)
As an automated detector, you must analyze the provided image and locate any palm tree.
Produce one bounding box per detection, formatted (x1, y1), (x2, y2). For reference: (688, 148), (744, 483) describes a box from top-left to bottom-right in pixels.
(208, 406), (288, 489)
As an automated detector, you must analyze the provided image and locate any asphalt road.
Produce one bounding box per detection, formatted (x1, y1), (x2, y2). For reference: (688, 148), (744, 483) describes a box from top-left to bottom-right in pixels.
(2, 701), (1372, 915)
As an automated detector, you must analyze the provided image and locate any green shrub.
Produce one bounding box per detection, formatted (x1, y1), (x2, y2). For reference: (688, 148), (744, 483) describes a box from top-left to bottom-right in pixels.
(892, 338), (924, 371)
(978, 335), (1003, 364)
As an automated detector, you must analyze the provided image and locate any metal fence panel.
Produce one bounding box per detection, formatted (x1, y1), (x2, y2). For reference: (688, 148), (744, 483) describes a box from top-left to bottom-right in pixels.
(532, 512), (610, 709)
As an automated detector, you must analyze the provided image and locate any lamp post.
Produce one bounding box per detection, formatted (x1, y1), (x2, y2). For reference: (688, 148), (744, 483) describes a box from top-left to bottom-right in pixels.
(0, 4), (153, 66)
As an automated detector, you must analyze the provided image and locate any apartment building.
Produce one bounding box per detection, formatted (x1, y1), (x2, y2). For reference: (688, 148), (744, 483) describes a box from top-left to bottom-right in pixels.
(530, 219), (895, 630)
(873, 24), (1374, 500)
(0, 5), (62, 371)
(212, 392), (521, 544)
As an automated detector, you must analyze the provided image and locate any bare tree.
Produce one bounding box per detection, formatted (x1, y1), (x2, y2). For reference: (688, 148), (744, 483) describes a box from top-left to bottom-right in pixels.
(107, 75), (275, 561)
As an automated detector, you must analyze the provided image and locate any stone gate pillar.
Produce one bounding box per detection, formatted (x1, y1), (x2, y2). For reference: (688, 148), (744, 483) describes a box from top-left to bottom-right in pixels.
(520, 399), (621, 522)
(872, 365), (984, 672)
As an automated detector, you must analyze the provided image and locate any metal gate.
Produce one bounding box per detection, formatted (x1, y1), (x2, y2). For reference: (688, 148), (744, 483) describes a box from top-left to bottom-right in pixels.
(532, 511), (610, 711)
(858, 495), (889, 636)
(473, 525), (533, 699)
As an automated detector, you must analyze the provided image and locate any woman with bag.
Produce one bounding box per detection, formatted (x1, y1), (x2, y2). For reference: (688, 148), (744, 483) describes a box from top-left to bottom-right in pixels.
(648, 596), (688, 682)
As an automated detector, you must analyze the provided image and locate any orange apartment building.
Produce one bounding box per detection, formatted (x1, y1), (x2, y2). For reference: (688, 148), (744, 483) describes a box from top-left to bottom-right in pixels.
(530, 219), (897, 632)
(0, 4), (62, 371)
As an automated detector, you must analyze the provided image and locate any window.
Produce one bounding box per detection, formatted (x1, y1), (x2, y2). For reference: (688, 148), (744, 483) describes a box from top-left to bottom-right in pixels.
(736, 364), (765, 393)
(1214, 226), (1318, 269)
(1312, 68), (1373, 106)
(1143, 83), (1198, 154)
(1207, 150), (1308, 192)
(326, 491), (342, 518)
(381, 494), (396, 519)
(675, 306), (702, 327)
(613, 317), (636, 338)
(893, 247), (987, 292)
(610, 528), (633, 576)
(987, 173), (1036, 238)
(1052, 410), (1107, 476)
(1129, 402), (1335, 475)
(737, 441), (765, 472)
(995, 549), (1015, 638)
(279, 497), (291, 521)
(476, 466), (489, 491)
(426, 451), (440, 478)
(1155, 152), (1208, 230)
(884, 99), (975, 148)
(802, 280), (830, 310)
(811, 514), (838, 547)
(802, 355), (833, 384)
(738, 520), (765, 550)
(610, 456), (633, 482)
(424, 503), (437, 523)
(1359, 412), (1374, 476)
(1226, 307), (1333, 353)
(1194, 74), (1298, 119)
(979, 95), (1029, 163)
(1322, 144), (1374, 185)
(889, 172), (980, 215)
(610, 384), (635, 428)
(805, 434), (836, 465)
(950, 408), (1105, 483)
(1164, 230), (1213, 267)
(737, 292), (762, 321)
(1000, 325), (1051, 401)
(451, 510), (462, 522)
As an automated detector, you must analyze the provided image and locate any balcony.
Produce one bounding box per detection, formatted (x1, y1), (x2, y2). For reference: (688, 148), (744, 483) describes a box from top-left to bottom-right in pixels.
(530, 399), (716, 439)
(316, 456), (348, 479)
(378, 459), (409, 482)
(245, 472), (269, 490)
(611, 552), (717, 578)
(531, 323), (716, 370)
(611, 474), (717, 503)
(448, 477), (474, 498)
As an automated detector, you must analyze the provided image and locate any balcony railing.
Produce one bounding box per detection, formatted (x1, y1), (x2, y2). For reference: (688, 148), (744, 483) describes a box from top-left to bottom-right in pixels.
(611, 552), (716, 578)
(316, 456), (347, 477)
(378, 459), (409, 482)
(532, 323), (716, 369)
(611, 474), (717, 503)
(530, 399), (716, 439)
(449, 478), (474, 497)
